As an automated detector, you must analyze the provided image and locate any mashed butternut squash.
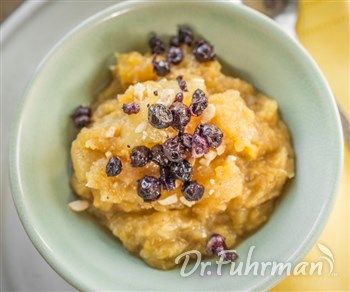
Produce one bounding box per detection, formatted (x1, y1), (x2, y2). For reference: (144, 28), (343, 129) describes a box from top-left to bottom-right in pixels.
(71, 48), (294, 269)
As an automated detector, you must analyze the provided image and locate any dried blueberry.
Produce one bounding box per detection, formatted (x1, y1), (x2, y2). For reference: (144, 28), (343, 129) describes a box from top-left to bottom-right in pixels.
(191, 134), (209, 158)
(105, 156), (123, 177)
(148, 104), (173, 129)
(72, 105), (91, 128)
(182, 180), (204, 201)
(150, 144), (169, 166)
(195, 124), (223, 148)
(175, 92), (184, 102)
(206, 234), (238, 262)
(73, 115), (91, 128)
(178, 25), (194, 45)
(163, 136), (187, 162)
(193, 39), (216, 62)
(176, 75), (188, 92)
(149, 34), (165, 54)
(122, 102), (140, 115)
(169, 35), (181, 47)
(206, 234), (226, 254)
(221, 251), (238, 262)
(169, 102), (191, 131)
(137, 176), (161, 202)
(169, 160), (192, 181)
(190, 89), (208, 116)
(180, 133), (193, 150)
(130, 146), (151, 167)
(167, 46), (183, 65)
(153, 59), (171, 76)
(160, 166), (176, 190)
(72, 105), (91, 118)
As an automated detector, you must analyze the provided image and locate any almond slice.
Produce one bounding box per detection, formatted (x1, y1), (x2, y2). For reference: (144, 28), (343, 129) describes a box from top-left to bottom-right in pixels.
(201, 104), (216, 123)
(227, 155), (237, 162)
(179, 196), (196, 207)
(105, 126), (116, 138)
(135, 122), (146, 133)
(134, 83), (145, 100)
(68, 200), (89, 212)
(216, 144), (226, 156)
(158, 195), (178, 206)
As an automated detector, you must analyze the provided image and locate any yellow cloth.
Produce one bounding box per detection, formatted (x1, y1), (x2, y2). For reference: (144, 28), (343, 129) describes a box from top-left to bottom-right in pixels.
(274, 0), (350, 290)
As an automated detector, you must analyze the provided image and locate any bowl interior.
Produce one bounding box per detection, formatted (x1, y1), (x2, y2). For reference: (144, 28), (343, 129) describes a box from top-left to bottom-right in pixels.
(10, 2), (342, 290)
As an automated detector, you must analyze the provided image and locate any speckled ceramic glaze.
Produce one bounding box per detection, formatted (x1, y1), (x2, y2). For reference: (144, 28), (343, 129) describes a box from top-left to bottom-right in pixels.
(9, 1), (343, 290)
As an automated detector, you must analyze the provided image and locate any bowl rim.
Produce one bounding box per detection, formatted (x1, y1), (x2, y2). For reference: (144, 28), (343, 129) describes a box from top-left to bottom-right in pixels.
(9, 1), (344, 290)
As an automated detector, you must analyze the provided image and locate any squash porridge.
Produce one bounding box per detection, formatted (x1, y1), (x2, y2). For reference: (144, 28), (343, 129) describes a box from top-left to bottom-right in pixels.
(69, 26), (294, 269)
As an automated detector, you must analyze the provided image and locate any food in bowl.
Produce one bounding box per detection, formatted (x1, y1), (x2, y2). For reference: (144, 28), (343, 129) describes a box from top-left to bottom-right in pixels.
(69, 26), (295, 269)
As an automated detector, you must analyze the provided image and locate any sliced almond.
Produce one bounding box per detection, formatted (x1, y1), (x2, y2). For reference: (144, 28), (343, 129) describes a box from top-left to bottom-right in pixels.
(135, 122), (146, 133)
(142, 130), (148, 140)
(180, 196), (196, 207)
(134, 83), (145, 100)
(216, 144), (226, 156)
(68, 200), (89, 212)
(158, 195), (178, 206)
(157, 88), (175, 106)
(227, 155), (237, 162)
(105, 151), (113, 158)
(105, 126), (116, 138)
(199, 150), (217, 166)
(204, 150), (217, 161)
(84, 139), (97, 150)
(201, 104), (216, 123)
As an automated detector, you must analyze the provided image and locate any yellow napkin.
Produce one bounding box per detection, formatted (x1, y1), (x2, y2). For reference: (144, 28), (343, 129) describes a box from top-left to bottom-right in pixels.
(274, 1), (350, 290)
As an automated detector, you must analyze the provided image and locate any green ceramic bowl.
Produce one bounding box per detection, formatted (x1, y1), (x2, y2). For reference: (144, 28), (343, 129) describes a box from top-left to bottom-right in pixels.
(10, 1), (343, 290)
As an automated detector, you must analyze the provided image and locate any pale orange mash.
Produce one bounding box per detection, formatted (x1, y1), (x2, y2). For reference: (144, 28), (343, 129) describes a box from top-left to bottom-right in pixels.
(70, 48), (295, 269)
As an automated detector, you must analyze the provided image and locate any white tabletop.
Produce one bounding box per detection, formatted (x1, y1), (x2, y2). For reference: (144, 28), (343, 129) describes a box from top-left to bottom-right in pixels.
(0, 1), (296, 290)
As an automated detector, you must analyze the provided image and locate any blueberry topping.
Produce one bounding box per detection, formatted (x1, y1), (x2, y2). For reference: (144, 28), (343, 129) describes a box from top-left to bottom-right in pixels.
(154, 90), (158, 96)
(153, 59), (171, 76)
(148, 104), (173, 129)
(72, 105), (91, 118)
(105, 156), (123, 177)
(206, 234), (238, 262)
(182, 180), (204, 201)
(175, 92), (184, 102)
(122, 102), (140, 115)
(73, 115), (91, 128)
(191, 134), (209, 158)
(130, 146), (151, 167)
(192, 39), (216, 62)
(72, 105), (91, 128)
(169, 35), (181, 47)
(190, 89), (208, 116)
(169, 160), (192, 181)
(137, 176), (161, 202)
(167, 46), (183, 65)
(180, 133), (193, 150)
(150, 144), (169, 166)
(149, 34), (165, 54)
(176, 75), (188, 92)
(178, 25), (194, 45)
(160, 166), (176, 190)
(169, 102), (191, 131)
(195, 124), (223, 148)
(163, 136), (187, 162)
